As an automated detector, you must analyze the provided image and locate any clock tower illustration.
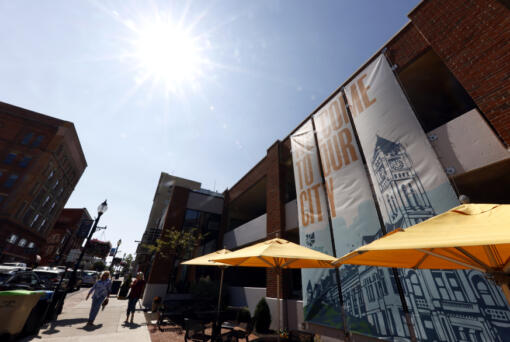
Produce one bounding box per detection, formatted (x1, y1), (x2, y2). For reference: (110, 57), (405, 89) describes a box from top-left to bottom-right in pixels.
(371, 135), (435, 231)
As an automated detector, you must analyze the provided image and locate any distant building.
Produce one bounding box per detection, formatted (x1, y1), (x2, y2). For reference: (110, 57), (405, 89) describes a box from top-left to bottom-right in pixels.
(135, 172), (223, 307)
(0, 102), (87, 263)
(41, 208), (92, 265)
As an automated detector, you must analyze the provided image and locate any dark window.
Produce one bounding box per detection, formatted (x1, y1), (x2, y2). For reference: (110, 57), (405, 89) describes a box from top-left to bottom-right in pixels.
(4, 153), (16, 164)
(32, 135), (44, 147)
(19, 156), (32, 168)
(398, 49), (476, 132)
(21, 133), (33, 145)
(4, 174), (19, 188)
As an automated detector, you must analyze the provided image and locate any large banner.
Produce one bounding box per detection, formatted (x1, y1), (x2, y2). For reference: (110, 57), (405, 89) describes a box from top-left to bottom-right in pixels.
(313, 93), (398, 336)
(344, 54), (510, 341)
(290, 120), (342, 328)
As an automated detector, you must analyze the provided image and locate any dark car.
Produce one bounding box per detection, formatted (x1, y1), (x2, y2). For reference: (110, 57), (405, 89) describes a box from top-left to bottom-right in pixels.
(33, 268), (69, 290)
(0, 270), (47, 291)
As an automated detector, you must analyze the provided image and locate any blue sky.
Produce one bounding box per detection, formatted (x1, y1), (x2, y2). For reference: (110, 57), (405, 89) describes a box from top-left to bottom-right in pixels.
(0, 0), (419, 256)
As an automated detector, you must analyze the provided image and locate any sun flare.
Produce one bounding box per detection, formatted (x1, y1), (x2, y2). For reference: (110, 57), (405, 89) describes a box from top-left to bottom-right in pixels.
(130, 19), (205, 94)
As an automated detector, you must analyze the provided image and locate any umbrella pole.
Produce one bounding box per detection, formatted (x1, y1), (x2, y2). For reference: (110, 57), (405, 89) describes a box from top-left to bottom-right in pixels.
(277, 268), (281, 342)
(215, 267), (225, 340)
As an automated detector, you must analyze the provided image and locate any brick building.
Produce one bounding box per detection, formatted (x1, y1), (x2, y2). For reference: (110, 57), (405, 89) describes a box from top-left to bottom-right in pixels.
(41, 208), (92, 265)
(182, 0), (509, 340)
(0, 102), (87, 263)
(135, 173), (224, 307)
(137, 0), (509, 340)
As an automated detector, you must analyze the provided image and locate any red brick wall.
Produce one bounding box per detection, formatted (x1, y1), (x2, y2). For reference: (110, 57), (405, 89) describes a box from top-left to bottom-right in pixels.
(409, 0), (510, 145)
(227, 158), (267, 202)
(386, 24), (430, 70)
(265, 141), (292, 298)
(147, 186), (190, 284)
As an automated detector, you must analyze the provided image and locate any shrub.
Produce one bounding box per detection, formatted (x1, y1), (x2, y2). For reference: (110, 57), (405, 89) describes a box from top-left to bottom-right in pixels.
(253, 297), (271, 333)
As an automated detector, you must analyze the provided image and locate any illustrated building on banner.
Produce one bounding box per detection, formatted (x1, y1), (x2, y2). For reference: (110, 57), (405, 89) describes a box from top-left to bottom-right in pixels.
(372, 135), (435, 229)
(291, 54), (510, 342)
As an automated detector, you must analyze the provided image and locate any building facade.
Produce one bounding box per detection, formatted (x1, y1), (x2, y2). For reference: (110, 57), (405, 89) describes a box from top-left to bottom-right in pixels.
(136, 172), (223, 307)
(41, 208), (92, 265)
(137, 0), (509, 340)
(205, 0), (510, 340)
(0, 102), (87, 263)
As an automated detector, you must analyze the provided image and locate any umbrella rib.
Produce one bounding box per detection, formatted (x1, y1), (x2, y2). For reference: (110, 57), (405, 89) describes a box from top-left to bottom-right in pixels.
(484, 245), (499, 268)
(417, 249), (486, 272)
(455, 247), (491, 271)
(413, 249), (431, 269)
(257, 256), (275, 268)
(503, 258), (510, 273)
(333, 251), (365, 266)
(281, 259), (297, 268)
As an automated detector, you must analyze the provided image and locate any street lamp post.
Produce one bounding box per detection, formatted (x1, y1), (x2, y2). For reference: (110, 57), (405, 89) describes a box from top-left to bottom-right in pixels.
(68, 200), (108, 290)
(109, 239), (122, 273)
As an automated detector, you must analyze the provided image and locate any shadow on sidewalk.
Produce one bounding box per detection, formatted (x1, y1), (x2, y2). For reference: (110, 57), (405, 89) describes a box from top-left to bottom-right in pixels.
(41, 318), (89, 335)
(122, 321), (143, 329)
(78, 323), (104, 331)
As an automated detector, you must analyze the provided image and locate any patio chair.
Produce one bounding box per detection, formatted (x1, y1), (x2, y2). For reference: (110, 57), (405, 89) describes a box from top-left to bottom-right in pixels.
(185, 318), (212, 342)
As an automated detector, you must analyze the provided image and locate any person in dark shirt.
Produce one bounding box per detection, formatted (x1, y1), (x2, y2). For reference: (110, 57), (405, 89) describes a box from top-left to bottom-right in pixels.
(125, 272), (146, 323)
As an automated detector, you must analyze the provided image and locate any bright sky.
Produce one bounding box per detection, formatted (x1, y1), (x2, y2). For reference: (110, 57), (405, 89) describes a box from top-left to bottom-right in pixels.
(0, 0), (420, 257)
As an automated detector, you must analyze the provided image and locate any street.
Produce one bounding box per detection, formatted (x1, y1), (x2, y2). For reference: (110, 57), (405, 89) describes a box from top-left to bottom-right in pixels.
(21, 288), (151, 342)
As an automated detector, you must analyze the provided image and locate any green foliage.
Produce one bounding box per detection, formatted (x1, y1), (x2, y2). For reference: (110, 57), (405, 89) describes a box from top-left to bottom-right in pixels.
(93, 260), (105, 272)
(143, 227), (206, 260)
(122, 254), (133, 275)
(253, 297), (271, 333)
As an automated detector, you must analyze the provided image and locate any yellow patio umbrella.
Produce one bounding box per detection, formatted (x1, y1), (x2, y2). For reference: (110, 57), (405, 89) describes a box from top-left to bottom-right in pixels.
(333, 204), (510, 303)
(181, 249), (231, 328)
(210, 238), (337, 341)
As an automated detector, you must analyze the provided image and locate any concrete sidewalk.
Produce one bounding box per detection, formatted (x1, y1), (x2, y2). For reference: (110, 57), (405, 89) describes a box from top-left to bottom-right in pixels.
(22, 289), (151, 342)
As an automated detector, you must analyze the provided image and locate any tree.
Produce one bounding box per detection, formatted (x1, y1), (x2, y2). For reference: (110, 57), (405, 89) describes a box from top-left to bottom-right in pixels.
(143, 227), (205, 292)
(93, 260), (106, 272)
(121, 254), (133, 275)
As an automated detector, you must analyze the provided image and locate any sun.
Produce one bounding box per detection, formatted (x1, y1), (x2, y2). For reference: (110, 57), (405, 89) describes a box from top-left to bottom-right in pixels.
(130, 18), (206, 94)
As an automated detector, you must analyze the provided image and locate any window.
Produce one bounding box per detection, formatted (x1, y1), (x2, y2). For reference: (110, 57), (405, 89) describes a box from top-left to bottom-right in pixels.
(27, 242), (35, 249)
(47, 170), (54, 180)
(30, 213), (40, 227)
(4, 174), (19, 188)
(38, 219), (47, 231)
(32, 135), (44, 147)
(42, 195), (51, 207)
(7, 234), (18, 244)
(21, 133), (34, 145)
(476, 278), (495, 306)
(4, 153), (16, 164)
(19, 156), (32, 168)
(17, 238), (27, 247)
(52, 179), (59, 189)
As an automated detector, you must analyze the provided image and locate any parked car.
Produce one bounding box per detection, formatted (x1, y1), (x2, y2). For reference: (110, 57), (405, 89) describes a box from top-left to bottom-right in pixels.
(0, 270), (47, 291)
(33, 268), (68, 290)
(81, 271), (98, 287)
(0, 262), (28, 272)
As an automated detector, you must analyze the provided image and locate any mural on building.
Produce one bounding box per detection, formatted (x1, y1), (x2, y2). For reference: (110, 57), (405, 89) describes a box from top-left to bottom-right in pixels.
(334, 136), (510, 341)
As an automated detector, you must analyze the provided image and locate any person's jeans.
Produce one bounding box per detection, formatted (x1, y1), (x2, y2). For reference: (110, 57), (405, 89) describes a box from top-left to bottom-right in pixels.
(89, 296), (104, 322)
(127, 297), (138, 316)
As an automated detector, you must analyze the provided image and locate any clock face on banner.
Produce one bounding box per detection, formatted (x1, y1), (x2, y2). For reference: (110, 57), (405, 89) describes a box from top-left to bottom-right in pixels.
(389, 158), (404, 170)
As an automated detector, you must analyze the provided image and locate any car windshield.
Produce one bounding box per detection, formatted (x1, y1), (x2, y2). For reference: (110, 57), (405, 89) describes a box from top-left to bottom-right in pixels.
(84, 271), (96, 276)
(34, 271), (60, 281)
(0, 273), (12, 283)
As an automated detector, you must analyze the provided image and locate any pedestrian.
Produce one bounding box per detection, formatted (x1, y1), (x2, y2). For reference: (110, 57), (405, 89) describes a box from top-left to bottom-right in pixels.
(86, 270), (112, 326)
(125, 271), (146, 324)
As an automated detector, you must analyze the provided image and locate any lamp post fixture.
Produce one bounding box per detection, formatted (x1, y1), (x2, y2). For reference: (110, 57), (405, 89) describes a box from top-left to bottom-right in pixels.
(109, 239), (122, 273)
(68, 200), (108, 289)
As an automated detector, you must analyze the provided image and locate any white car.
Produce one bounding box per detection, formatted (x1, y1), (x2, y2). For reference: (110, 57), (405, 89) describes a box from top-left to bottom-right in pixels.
(81, 270), (98, 287)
